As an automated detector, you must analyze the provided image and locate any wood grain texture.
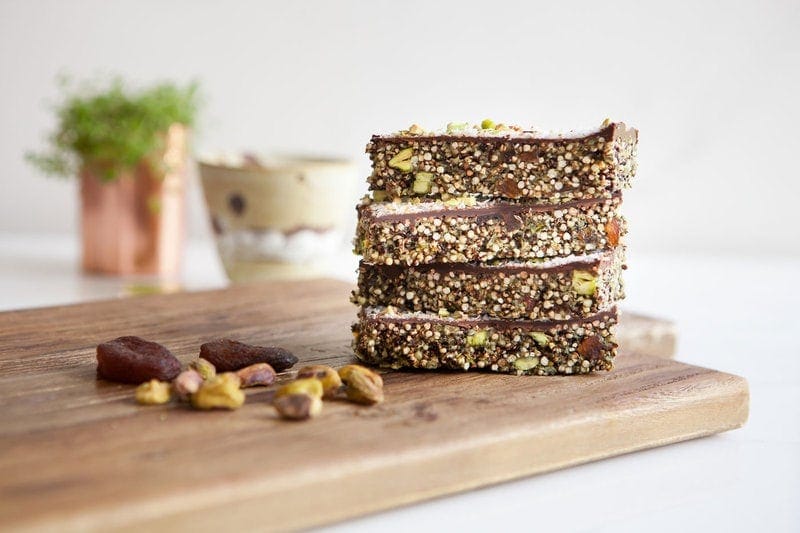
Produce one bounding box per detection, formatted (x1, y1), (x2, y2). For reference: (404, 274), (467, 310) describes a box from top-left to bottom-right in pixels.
(0, 279), (744, 532)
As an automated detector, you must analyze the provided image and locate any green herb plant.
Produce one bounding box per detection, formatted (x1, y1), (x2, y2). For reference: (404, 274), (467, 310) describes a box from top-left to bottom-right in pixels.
(27, 76), (200, 181)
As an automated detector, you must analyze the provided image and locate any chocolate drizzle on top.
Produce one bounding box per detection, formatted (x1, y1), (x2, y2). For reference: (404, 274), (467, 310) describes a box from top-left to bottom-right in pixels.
(371, 122), (638, 145)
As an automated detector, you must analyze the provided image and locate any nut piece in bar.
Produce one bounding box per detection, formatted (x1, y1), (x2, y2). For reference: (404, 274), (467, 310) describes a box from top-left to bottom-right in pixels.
(199, 339), (298, 372)
(97, 336), (181, 384)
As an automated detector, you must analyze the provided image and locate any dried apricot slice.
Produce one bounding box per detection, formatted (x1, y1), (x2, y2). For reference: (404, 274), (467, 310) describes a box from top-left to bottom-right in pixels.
(96, 336), (181, 384)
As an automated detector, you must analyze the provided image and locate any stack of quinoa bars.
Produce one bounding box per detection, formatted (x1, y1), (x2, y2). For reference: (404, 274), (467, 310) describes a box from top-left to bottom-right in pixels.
(351, 120), (638, 375)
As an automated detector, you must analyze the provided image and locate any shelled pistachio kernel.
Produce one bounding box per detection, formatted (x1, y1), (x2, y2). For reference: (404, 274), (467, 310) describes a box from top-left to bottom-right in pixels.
(189, 357), (216, 380)
(191, 372), (244, 410)
(236, 363), (276, 388)
(135, 379), (172, 405)
(467, 330), (488, 347)
(388, 148), (414, 172)
(531, 332), (550, 346)
(338, 364), (384, 388)
(443, 196), (476, 207)
(274, 394), (323, 420)
(572, 270), (598, 296)
(273, 378), (324, 420)
(274, 377), (324, 400)
(446, 121), (467, 133)
(172, 369), (204, 401)
(412, 172), (434, 194)
(296, 365), (342, 398)
(372, 189), (388, 202)
(481, 118), (495, 129)
(514, 357), (540, 371)
(337, 365), (383, 405)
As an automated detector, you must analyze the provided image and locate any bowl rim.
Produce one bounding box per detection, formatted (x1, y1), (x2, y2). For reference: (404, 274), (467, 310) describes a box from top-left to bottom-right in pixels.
(197, 152), (356, 172)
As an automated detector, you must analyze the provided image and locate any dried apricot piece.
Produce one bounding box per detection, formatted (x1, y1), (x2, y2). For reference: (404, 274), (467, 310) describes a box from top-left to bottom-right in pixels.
(96, 336), (181, 384)
(199, 339), (297, 372)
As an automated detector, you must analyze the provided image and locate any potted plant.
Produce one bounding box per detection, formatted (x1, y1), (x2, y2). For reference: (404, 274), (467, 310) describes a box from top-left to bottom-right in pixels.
(27, 77), (200, 277)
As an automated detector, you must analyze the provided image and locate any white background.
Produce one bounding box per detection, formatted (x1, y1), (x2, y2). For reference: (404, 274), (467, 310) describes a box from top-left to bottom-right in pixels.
(1, 0), (799, 257)
(1, 2), (798, 532)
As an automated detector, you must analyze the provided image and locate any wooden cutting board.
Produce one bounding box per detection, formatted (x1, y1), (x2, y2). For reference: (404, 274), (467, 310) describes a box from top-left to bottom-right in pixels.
(0, 279), (747, 532)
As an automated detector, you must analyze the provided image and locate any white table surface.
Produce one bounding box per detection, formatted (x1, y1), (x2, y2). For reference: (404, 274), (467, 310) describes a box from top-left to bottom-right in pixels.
(1, 233), (798, 532)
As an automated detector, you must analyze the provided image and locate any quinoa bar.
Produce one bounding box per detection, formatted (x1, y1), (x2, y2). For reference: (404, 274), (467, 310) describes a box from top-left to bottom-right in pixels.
(352, 306), (618, 375)
(355, 195), (625, 266)
(366, 120), (637, 204)
(352, 248), (625, 321)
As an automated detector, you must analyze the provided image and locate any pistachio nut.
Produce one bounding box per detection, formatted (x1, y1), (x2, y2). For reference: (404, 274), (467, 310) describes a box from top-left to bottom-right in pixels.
(189, 357), (216, 380)
(572, 270), (597, 296)
(296, 365), (342, 398)
(191, 373), (245, 410)
(274, 393), (323, 420)
(412, 172), (434, 194)
(274, 377), (324, 399)
(388, 147), (414, 172)
(135, 379), (172, 405)
(338, 365), (384, 405)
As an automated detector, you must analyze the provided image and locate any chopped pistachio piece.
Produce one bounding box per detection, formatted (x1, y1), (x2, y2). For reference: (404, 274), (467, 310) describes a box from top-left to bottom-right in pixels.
(191, 373), (244, 410)
(446, 122), (468, 133)
(531, 332), (550, 346)
(443, 196), (477, 207)
(388, 147), (414, 172)
(372, 189), (388, 202)
(135, 379), (171, 405)
(514, 357), (539, 371)
(481, 118), (495, 129)
(412, 172), (433, 194)
(572, 270), (598, 296)
(275, 377), (324, 400)
(467, 330), (488, 347)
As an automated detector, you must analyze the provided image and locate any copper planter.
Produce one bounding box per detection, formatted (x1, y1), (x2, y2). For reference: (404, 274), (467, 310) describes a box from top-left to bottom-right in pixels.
(80, 124), (188, 277)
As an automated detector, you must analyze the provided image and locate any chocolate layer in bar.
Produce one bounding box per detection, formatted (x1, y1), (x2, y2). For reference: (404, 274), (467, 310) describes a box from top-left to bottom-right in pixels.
(352, 307), (618, 375)
(355, 195), (624, 266)
(366, 122), (637, 204)
(352, 248), (624, 321)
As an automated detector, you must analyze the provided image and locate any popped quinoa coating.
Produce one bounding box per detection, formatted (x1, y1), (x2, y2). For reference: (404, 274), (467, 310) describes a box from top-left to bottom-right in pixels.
(355, 195), (625, 266)
(352, 248), (625, 321)
(352, 307), (618, 375)
(367, 122), (637, 204)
